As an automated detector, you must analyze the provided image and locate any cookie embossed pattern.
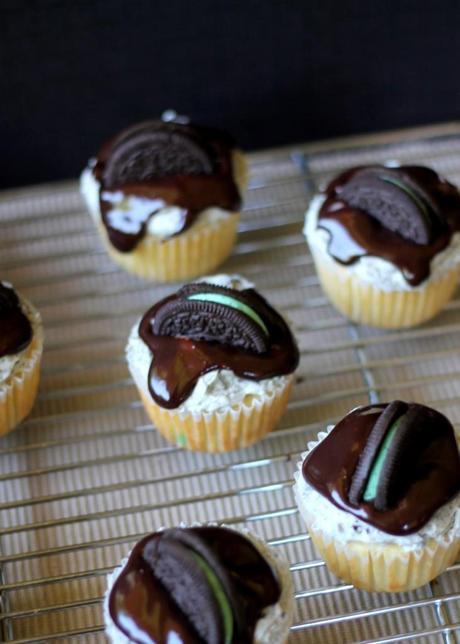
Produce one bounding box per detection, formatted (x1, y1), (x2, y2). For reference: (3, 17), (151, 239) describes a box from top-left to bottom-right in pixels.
(2, 124), (460, 642)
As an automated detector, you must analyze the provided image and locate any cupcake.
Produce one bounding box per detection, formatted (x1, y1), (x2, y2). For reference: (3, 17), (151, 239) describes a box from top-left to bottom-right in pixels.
(294, 400), (460, 592)
(126, 274), (299, 452)
(304, 165), (460, 327)
(0, 282), (43, 436)
(104, 524), (294, 644)
(80, 111), (247, 281)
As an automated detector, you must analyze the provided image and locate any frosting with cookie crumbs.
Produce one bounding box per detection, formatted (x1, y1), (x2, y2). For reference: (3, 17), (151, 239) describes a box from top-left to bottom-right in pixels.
(81, 116), (241, 253)
(297, 402), (460, 538)
(126, 274), (298, 413)
(81, 167), (232, 240)
(304, 165), (460, 289)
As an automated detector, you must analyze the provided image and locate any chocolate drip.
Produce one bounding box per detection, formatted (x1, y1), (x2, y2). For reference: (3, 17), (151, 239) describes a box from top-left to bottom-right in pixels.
(302, 403), (460, 535)
(92, 120), (242, 252)
(0, 283), (32, 358)
(317, 165), (460, 286)
(108, 527), (281, 643)
(138, 286), (299, 409)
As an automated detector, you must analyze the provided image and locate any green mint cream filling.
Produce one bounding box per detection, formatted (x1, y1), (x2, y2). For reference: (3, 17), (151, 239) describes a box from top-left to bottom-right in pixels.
(380, 174), (430, 220)
(187, 292), (269, 336)
(363, 416), (403, 503)
(191, 552), (233, 644)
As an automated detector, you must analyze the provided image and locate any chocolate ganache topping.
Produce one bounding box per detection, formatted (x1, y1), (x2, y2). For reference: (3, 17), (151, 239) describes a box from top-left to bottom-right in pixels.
(0, 283), (32, 358)
(92, 118), (241, 252)
(317, 165), (460, 286)
(108, 526), (281, 644)
(302, 401), (460, 535)
(138, 282), (299, 409)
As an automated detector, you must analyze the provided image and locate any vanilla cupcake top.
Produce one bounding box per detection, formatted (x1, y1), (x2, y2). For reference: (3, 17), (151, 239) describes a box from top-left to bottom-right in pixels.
(137, 275), (299, 409)
(87, 114), (241, 252)
(314, 165), (460, 286)
(107, 526), (282, 643)
(0, 282), (32, 359)
(301, 401), (460, 536)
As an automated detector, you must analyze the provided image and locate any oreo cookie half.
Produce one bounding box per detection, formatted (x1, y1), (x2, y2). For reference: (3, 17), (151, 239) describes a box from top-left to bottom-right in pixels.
(143, 529), (234, 644)
(152, 283), (270, 353)
(103, 122), (215, 187)
(339, 167), (436, 244)
(373, 404), (426, 511)
(350, 401), (433, 512)
(162, 528), (244, 636)
(348, 400), (407, 506)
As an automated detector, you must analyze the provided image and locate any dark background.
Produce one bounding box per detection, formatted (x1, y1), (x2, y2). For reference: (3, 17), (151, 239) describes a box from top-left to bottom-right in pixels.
(1, 0), (460, 188)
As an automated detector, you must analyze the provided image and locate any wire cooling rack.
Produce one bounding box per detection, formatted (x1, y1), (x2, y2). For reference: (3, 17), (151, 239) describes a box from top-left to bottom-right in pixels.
(1, 123), (460, 643)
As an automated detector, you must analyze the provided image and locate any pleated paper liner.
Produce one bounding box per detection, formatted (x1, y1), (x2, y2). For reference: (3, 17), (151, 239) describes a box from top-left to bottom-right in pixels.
(0, 300), (43, 436)
(296, 504), (459, 593)
(311, 244), (460, 328)
(101, 213), (240, 282)
(137, 375), (294, 453)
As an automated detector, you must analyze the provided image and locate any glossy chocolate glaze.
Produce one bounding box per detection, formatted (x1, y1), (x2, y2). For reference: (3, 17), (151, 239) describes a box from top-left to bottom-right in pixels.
(108, 527), (281, 643)
(302, 403), (460, 535)
(139, 286), (299, 409)
(0, 283), (32, 358)
(92, 120), (241, 252)
(318, 165), (460, 286)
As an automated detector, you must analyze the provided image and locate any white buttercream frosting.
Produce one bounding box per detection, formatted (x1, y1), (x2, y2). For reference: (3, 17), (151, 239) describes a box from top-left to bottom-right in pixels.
(0, 283), (39, 385)
(126, 274), (292, 415)
(80, 166), (232, 241)
(101, 190), (167, 235)
(304, 193), (460, 291)
(103, 524), (294, 644)
(294, 423), (460, 550)
(0, 354), (21, 384)
(80, 165), (101, 219)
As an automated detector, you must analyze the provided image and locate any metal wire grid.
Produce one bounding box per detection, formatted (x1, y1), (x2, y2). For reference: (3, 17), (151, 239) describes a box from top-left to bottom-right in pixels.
(0, 125), (460, 643)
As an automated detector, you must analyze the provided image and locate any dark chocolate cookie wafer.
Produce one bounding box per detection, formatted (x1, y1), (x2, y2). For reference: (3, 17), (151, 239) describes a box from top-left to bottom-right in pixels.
(348, 400), (407, 505)
(152, 283), (270, 353)
(103, 122), (215, 187)
(143, 532), (233, 643)
(340, 167), (434, 244)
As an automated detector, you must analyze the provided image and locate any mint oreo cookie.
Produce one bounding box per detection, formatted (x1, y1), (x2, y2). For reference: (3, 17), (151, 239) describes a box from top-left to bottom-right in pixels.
(152, 283), (270, 353)
(103, 122), (215, 187)
(349, 401), (445, 511)
(144, 530), (234, 644)
(348, 400), (406, 506)
(339, 167), (436, 244)
(371, 404), (426, 511)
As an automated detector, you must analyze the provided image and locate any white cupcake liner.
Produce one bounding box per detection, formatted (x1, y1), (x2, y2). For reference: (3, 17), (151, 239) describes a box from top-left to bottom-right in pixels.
(137, 374), (294, 452)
